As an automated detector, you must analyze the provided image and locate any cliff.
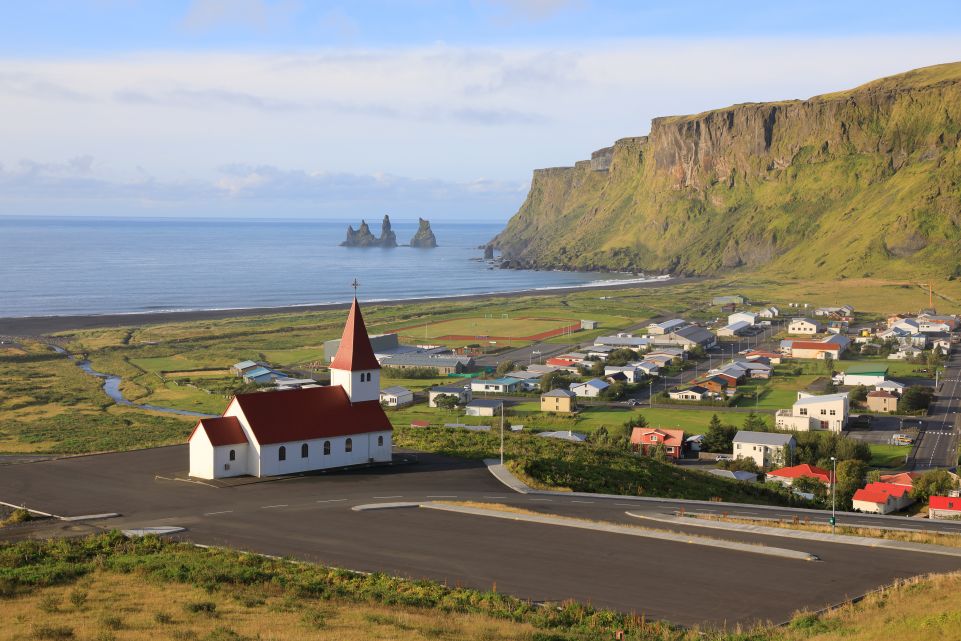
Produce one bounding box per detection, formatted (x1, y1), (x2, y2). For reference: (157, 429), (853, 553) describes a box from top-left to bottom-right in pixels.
(492, 61), (961, 278)
(409, 218), (438, 248)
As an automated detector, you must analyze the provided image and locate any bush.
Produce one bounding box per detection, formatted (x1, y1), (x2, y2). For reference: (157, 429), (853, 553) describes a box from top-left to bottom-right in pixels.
(154, 611), (174, 624)
(32, 625), (74, 640)
(184, 601), (218, 616)
(98, 614), (123, 630)
(68, 588), (87, 610)
(37, 594), (61, 613)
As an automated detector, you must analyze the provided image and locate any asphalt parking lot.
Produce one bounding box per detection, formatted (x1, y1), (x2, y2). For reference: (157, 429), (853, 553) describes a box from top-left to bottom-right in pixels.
(2, 446), (961, 627)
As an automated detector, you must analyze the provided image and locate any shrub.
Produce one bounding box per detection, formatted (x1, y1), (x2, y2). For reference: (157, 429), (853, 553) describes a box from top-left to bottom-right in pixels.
(98, 614), (123, 630)
(154, 611), (174, 624)
(184, 600), (218, 616)
(31, 625), (74, 640)
(37, 594), (61, 613)
(203, 627), (246, 641)
(301, 608), (328, 628)
(68, 588), (88, 610)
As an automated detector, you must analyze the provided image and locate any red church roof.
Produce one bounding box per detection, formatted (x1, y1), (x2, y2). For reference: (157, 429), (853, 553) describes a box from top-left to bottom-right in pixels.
(233, 386), (391, 445)
(330, 297), (381, 371)
(190, 416), (248, 446)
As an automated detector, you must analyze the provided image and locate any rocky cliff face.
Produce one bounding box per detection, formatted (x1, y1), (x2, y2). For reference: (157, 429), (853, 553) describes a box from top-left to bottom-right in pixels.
(409, 218), (438, 248)
(492, 62), (961, 278)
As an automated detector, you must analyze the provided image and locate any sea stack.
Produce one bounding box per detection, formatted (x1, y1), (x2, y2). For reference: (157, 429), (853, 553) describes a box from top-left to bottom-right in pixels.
(410, 218), (438, 248)
(379, 215), (398, 247)
(341, 215), (398, 247)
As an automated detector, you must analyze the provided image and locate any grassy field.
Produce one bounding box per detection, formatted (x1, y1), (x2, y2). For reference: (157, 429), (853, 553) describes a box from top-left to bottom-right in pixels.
(868, 443), (911, 468)
(394, 315), (576, 340)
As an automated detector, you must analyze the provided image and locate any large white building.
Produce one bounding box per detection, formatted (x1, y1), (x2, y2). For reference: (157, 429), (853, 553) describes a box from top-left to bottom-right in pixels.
(788, 318), (824, 335)
(189, 298), (393, 479)
(775, 392), (849, 432)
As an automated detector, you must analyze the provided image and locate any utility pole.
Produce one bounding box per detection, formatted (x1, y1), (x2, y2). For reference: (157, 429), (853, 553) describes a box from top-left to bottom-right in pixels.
(830, 456), (838, 535)
(500, 403), (505, 465)
(649, 379), (654, 407)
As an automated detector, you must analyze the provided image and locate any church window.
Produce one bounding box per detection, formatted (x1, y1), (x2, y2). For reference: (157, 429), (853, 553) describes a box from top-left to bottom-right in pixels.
(377, 435), (384, 447)
(323, 440), (331, 455)
(301, 443), (308, 458)
(229, 449), (236, 461)
(345, 438), (353, 453)
(278, 446), (286, 461)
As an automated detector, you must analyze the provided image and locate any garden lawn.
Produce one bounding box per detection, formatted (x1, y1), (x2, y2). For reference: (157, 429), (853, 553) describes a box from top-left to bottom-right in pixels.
(637, 408), (774, 435)
(869, 443), (911, 468)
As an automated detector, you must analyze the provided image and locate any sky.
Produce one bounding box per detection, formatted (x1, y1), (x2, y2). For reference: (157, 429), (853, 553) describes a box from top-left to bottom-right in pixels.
(1, 1), (960, 221)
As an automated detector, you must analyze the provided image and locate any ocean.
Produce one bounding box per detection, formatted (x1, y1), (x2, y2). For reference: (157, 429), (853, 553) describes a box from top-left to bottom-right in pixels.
(0, 217), (651, 318)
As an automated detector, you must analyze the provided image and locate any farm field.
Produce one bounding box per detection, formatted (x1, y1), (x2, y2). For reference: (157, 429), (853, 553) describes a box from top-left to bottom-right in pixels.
(393, 315), (579, 342)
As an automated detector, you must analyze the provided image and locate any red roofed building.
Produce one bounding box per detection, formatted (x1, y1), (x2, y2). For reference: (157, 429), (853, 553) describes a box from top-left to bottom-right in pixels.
(879, 472), (920, 488)
(852, 482), (915, 514)
(189, 297), (392, 479)
(766, 464), (834, 487)
(929, 496), (961, 520)
(630, 428), (685, 460)
(789, 341), (842, 360)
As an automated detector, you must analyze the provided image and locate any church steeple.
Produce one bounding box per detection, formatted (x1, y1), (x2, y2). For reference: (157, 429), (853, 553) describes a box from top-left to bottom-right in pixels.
(329, 289), (381, 404)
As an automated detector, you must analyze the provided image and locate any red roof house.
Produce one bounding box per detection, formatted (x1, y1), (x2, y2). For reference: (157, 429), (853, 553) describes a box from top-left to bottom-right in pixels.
(852, 488), (895, 514)
(188, 297), (393, 480)
(879, 472), (920, 488)
(766, 464), (834, 486)
(929, 496), (961, 519)
(631, 428), (685, 460)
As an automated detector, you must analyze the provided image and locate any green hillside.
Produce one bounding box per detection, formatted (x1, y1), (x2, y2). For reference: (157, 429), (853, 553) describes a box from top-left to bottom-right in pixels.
(492, 62), (961, 279)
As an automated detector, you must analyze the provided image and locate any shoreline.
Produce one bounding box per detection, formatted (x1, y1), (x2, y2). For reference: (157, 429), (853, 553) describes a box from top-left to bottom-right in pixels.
(0, 276), (700, 337)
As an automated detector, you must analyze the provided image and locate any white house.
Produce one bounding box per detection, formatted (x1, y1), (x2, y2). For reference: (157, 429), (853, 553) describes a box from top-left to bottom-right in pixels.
(728, 311), (759, 326)
(188, 298), (392, 480)
(465, 399), (503, 417)
(732, 431), (796, 468)
(717, 321), (751, 337)
(648, 319), (688, 335)
(635, 360), (661, 376)
(538, 430), (588, 443)
(759, 306), (780, 319)
(428, 384), (472, 408)
(470, 377), (522, 394)
(669, 386), (709, 401)
(874, 380), (906, 394)
(604, 365), (643, 383)
(839, 364), (888, 387)
(379, 386), (413, 407)
(788, 318), (824, 335)
(775, 392), (849, 432)
(570, 378), (610, 398)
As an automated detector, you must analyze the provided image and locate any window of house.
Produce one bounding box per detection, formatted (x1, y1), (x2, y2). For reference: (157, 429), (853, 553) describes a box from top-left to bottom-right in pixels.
(345, 438), (352, 453)
(820, 409), (827, 415)
(799, 408), (807, 415)
(278, 446), (286, 461)
(301, 443), (308, 458)
(323, 440), (331, 455)
(229, 449), (236, 461)
(830, 409), (836, 416)
(378, 435), (384, 447)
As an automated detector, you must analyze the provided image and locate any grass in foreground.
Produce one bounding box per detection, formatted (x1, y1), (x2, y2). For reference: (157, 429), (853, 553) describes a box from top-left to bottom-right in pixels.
(687, 514), (961, 548)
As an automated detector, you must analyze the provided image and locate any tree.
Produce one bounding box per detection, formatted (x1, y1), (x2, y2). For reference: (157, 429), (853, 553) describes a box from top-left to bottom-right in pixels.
(849, 384), (869, 405)
(541, 371), (574, 392)
(648, 442), (668, 462)
(742, 411), (767, 432)
(911, 469), (960, 502)
(605, 348), (638, 366)
(719, 457), (759, 473)
(495, 360), (515, 377)
(590, 360), (606, 377)
(792, 475), (828, 500)
(822, 354), (834, 375)
(835, 460), (868, 508)
(601, 382), (626, 401)
(624, 415), (648, 430)
(434, 394), (460, 412)
(702, 419), (738, 453)
(687, 345), (707, 359)
(898, 385), (934, 413)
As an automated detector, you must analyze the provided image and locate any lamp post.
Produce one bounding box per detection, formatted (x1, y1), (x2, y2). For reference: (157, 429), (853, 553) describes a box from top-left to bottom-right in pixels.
(649, 379), (654, 408)
(500, 402), (505, 465)
(830, 456), (838, 535)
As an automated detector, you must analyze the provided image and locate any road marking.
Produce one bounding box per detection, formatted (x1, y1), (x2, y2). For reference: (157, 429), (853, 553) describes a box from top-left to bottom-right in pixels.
(204, 510), (233, 516)
(373, 495), (403, 499)
(426, 495), (457, 499)
(484, 496), (506, 499)
(528, 498), (553, 502)
(614, 503), (637, 507)
(316, 498), (347, 503)
(261, 504), (288, 509)
(571, 500), (594, 504)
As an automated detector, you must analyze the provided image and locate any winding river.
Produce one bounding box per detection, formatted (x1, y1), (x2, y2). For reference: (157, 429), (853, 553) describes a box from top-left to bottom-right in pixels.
(52, 346), (216, 418)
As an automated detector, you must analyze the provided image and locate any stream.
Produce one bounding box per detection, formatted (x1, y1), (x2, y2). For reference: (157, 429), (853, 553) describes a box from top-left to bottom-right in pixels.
(51, 346), (216, 418)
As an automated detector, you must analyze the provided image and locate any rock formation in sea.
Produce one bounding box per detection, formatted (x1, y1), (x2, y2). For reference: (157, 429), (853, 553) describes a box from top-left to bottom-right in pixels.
(409, 218), (438, 248)
(341, 215), (398, 247)
(379, 215), (398, 248)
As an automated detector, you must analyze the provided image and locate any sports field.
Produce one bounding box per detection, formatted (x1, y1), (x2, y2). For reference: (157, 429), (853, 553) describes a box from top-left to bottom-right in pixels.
(395, 316), (580, 342)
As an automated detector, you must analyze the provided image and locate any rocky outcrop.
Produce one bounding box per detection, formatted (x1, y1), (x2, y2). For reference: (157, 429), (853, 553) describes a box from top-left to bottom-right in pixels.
(409, 218), (438, 248)
(342, 215), (398, 247)
(491, 62), (961, 278)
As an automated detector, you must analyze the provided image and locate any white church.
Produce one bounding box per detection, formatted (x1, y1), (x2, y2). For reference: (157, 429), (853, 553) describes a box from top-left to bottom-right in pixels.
(188, 297), (393, 479)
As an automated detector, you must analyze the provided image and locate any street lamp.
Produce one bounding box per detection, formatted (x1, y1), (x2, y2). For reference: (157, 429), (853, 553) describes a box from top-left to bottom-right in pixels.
(830, 456), (838, 535)
(500, 402), (505, 465)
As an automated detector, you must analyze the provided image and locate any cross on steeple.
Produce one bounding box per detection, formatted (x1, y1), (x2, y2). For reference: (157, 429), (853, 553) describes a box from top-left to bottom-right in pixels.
(351, 279), (360, 296)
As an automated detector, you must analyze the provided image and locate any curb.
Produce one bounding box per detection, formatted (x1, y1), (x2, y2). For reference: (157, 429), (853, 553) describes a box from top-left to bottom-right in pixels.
(628, 513), (961, 559)
(351, 502), (421, 511)
(483, 459), (531, 494)
(422, 502), (818, 562)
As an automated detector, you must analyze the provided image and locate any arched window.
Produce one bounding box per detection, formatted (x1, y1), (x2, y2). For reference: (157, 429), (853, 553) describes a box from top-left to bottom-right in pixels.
(229, 449), (236, 461)
(377, 435), (384, 447)
(278, 446), (286, 461)
(323, 440), (331, 455)
(301, 443), (308, 458)
(345, 438), (353, 453)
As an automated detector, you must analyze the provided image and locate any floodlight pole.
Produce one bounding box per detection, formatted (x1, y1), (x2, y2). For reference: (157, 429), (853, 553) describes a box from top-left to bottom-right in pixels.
(830, 456), (837, 535)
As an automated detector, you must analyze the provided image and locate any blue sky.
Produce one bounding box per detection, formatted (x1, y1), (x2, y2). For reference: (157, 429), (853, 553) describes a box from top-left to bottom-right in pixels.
(1, 1), (960, 219)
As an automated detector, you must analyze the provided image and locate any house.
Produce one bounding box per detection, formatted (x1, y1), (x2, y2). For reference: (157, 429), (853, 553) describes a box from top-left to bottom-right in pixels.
(709, 469), (758, 483)
(631, 427), (685, 459)
(728, 311), (759, 326)
(866, 390), (898, 413)
(853, 483), (913, 514)
(409, 420), (429, 428)
(570, 378), (610, 397)
(879, 472), (919, 488)
(635, 360), (660, 376)
(189, 298), (392, 480)
(669, 386), (709, 401)
(776, 392), (849, 432)
(580, 319), (599, 330)
(697, 377), (728, 395)
(732, 431), (796, 468)
(465, 399), (503, 417)
(759, 306), (780, 319)
(242, 366), (284, 384)
(659, 325), (717, 350)
(607, 372), (628, 383)
(324, 331), (403, 362)
(736, 360), (773, 379)
(470, 377), (522, 394)
(929, 496), (961, 520)
(841, 363), (888, 386)
(766, 464), (834, 487)
(647, 347), (686, 363)
(787, 339), (844, 360)
(594, 335), (651, 350)
(745, 349), (782, 365)
(648, 318), (688, 335)
(379, 353), (473, 375)
(788, 318), (824, 336)
(545, 356), (585, 373)
(272, 377), (322, 391)
(231, 360), (260, 375)
(509, 370), (547, 391)
(604, 365), (643, 383)
(540, 388), (576, 413)
(874, 380), (906, 394)
(379, 386), (413, 408)
(718, 320), (751, 337)
(584, 345), (617, 360)
(686, 434), (704, 452)
(428, 384), (471, 408)
(864, 482), (914, 510)
(712, 295), (745, 306)
(538, 430), (588, 442)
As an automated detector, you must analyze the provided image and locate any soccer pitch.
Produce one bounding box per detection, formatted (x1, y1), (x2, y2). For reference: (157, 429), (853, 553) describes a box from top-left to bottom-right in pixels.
(396, 315), (579, 341)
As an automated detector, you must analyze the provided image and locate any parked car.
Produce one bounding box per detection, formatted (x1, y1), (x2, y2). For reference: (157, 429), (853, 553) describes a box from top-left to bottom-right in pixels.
(625, 399), (641, 407)
(715, 454), (733, 462)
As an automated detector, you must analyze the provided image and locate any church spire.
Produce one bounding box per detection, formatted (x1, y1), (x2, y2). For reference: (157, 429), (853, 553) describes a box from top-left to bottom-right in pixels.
(330, 295), (380, 372)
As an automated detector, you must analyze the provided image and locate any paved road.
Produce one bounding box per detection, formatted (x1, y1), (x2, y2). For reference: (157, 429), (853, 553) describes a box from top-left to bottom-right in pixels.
(3, 446), (961, 627)
(910, 349), (961, 470)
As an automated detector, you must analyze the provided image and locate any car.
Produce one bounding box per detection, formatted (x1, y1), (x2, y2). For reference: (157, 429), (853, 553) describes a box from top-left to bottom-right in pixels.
(715, 454), (733, 462)
(625, 399), (641, 407)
